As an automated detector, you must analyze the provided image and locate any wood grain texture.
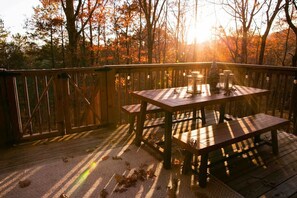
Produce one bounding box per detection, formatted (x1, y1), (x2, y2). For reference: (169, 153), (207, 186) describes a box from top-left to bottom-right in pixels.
(132, 85), (269, 112)
(173, 113), (289, 155)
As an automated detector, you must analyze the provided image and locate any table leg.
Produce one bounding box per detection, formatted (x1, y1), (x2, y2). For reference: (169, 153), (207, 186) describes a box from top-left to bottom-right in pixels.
(135, 101), (147, 146)
(271, 129), (279, 155)
(250, 97), (261, 143)
(164, 111), (172, 169)
(219, 103), (226, 123)
(199, 153), (209, 187)
(191, 108), (197, 130)
(128, 115), (136, 133)
(201, 107), (206, 125)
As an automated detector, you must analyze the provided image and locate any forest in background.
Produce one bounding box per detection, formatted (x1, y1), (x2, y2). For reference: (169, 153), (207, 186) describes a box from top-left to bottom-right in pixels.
(0, 0), (296, 69)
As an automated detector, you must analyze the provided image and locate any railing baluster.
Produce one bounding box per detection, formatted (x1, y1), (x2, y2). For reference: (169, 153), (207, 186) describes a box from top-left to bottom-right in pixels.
(61, 73), (71, 133)
(34, 75), (42, 134)
(289, 77), (297, 134)
(23, 76), (33, 134)
(280, 75), (289, 118)
(44, 75), (51, 133)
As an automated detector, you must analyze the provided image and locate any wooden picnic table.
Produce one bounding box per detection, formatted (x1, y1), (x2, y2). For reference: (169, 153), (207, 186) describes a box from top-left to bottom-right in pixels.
(131, 85), (270, 169)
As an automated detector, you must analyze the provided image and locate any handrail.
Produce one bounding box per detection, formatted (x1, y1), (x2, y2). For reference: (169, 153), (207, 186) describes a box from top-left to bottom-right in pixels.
(2, 62), (297, 73)
(217, 62), (297, 73)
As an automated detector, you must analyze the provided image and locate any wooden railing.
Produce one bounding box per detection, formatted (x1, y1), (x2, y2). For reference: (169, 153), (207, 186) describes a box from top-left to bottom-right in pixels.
(0, 62), (296, 145)
(0, 67), (110, 143)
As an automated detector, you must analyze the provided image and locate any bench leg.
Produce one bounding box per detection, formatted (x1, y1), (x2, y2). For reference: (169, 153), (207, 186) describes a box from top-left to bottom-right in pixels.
(128, 115), (136, 133)
(271, 129), (279, 155)
(182, 150), (193, 174)
(199, 153), (209, 188)
(191, 108), (197, 130)
(201, 107), (206, 125)
(135, 101), (147, 147)
(163, 111), (173, 169)
(219, 104), (225, 123)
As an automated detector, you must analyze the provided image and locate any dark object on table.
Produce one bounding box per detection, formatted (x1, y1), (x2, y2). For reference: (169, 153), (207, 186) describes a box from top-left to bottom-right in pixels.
(207, 61), (219, 93)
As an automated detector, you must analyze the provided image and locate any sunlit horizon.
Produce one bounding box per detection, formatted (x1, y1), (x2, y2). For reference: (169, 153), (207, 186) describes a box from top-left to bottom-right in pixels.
(0, 0), (40, 36)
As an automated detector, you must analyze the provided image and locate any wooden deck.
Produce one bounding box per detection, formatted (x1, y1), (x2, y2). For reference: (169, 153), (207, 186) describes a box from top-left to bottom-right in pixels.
(210, 130), (297, 197)
(0, 110), (296, 197)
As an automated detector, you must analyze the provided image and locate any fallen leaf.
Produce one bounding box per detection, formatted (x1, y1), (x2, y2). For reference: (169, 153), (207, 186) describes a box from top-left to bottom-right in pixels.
(19, 179), (31, 188)
(135, 169), (146, 181)
(139, 163), (148, 169)
(114, 174), (125, 184)
(100, 189), (108, 198)
(147, 168), (156, 178)
(123, 148), (131, 153)
(59, 193), (69, 198)
(173, 159), (180, 165)
(125, 161), (131, 170)
(114, 187), (128, 193)
(112, 156), (122, 160)
(102, 156), (109, 161)
(62, 157), (69, 163)
(86, 148), (95, 153)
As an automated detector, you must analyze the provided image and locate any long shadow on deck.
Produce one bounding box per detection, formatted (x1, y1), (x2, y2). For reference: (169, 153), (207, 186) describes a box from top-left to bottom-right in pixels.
(1, 110), (296, 197)
(209, 131), (297, 198)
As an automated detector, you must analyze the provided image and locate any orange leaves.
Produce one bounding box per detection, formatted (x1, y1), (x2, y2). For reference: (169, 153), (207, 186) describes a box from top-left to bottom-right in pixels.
(102, 156), (109, 161)
(100, 188), (108, 198)
(113, 168), (155, 193)
(18, 179), (31, 188)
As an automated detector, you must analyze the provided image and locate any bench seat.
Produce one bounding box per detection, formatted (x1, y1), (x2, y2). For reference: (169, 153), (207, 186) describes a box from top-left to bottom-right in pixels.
(122, 104), (206, 133)
(122, 104), (163, 133)
(172, 113), (289, 187)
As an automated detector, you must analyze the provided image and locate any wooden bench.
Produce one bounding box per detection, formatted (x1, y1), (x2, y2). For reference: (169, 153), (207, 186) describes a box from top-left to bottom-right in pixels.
(172, 113), (289, 187)
(122, 104), (163, 133)
(122, 104), (206, 133)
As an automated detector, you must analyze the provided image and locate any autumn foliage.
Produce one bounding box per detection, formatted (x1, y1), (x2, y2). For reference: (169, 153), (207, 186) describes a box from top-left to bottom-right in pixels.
(0, 0), (296, 69)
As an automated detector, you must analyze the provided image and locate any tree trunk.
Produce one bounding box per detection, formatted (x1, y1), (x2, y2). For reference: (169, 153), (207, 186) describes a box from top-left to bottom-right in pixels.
(162, 1), (168, 63)
(284, 0), (297, 67)
(258, 34), (268, 65)
(193, 0), (198, 61)
(61, 23), (66, 67)
(81, 5), (87, 67)
(138, 0), (166, 64)
(258, 0), (282, 65)
(241, 29), (248, 63)
(62, 0), (80, 67)
(88, 0), (94, 66)
(147, 23), (153, 63)
(282, 28), (291, 66)
(138, 7), (142, 63)
(50, 26), (55, 68)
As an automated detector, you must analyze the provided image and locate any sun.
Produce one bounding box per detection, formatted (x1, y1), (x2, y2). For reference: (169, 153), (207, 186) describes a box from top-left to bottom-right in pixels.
(185, 2), (222, 44)
(187, 21), (214, 44)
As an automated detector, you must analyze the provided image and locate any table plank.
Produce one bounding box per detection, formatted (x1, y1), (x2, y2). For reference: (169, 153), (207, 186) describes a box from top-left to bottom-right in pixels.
(132, 85), (269, 112)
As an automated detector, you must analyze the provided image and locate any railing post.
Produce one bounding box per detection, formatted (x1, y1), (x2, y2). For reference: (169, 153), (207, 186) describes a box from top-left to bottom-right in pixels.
(95, 68), (108, 125)
(54, 73), (65, 134)
(0, 71), (12, 147)
(0, 71), (22, 145)
(105, 69), (118, 125)
(60, 73), (72, 133)
(292, 77), (297, 135)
